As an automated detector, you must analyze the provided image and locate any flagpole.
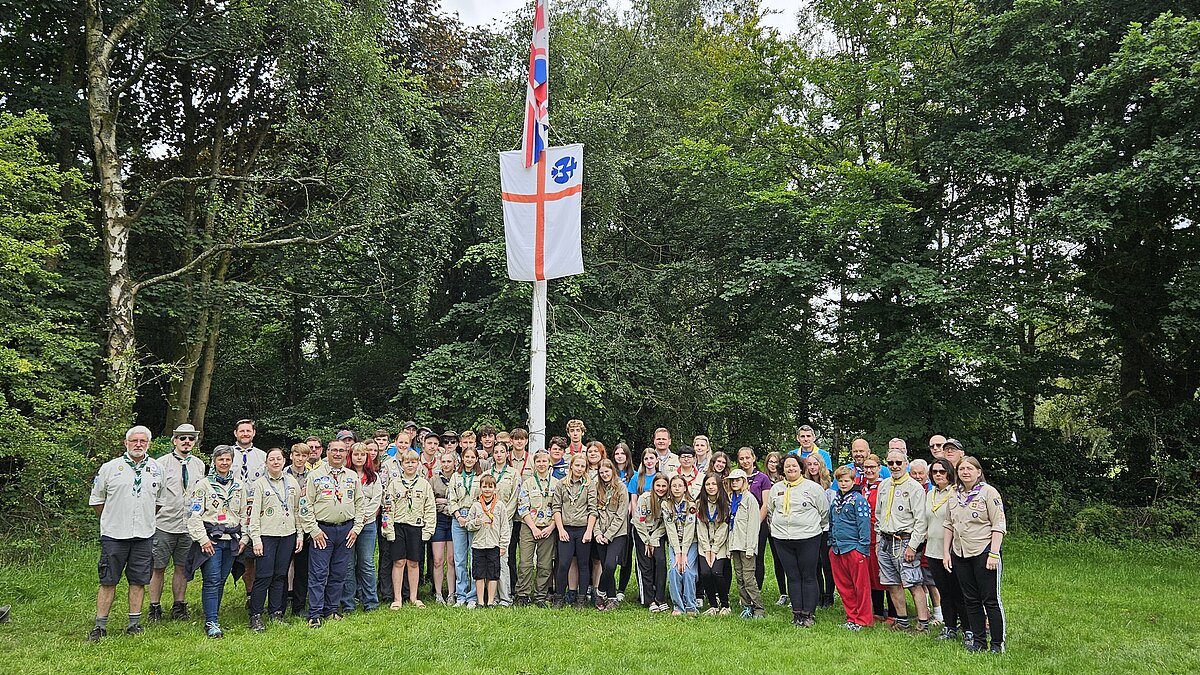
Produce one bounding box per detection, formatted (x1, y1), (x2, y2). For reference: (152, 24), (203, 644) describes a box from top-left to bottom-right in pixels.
(528, 279), (548, 453)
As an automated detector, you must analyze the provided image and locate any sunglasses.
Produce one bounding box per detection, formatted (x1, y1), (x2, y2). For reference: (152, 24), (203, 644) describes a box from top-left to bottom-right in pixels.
(929, 443), (943, 448)
(930, 469), (948, 474)
(864, 464), (880, 470)
(886, 460), (904, 467)
(176, 435), (196, 441)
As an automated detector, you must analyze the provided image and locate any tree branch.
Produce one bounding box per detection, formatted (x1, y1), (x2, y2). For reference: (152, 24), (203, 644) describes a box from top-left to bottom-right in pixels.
(128, 174), (324, 224)
(100, 0), (152, 65)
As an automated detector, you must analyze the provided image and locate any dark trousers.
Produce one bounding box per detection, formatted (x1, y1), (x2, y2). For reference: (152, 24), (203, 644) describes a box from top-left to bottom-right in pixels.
(307, 521), (353, 619)
(249, 535), (293, 617)
(774, 535), (821, 617)
(953, 551), (1005, 647)
(817, 531), (834, 603)
(290, 540), (309, 614)
(930, 557), (964, 632)
(377, 513), (393, 602)
(755, 524), (769, 590)
(697, 555), (731, 608)
(508, 520), (522, 591)
(617, 523), (634, 593)
(768, 533), (789, 596)
(555, 526), (591, 595)
(596, 535), (628, 596)
(634, 532), (667, 605)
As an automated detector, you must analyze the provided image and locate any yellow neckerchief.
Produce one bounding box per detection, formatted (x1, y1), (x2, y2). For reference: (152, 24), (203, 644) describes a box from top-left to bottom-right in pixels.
(930, 485), (952, 513)
(782, 476), (804, 515)
(884, 473), (908, 528)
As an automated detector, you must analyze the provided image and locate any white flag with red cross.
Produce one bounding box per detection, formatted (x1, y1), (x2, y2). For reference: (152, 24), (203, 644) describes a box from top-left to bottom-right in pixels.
(499, 143), (584, 281)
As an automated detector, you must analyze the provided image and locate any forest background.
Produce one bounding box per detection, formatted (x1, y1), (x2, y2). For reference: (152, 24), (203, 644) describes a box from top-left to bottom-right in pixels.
(1, 0), (1197, 550)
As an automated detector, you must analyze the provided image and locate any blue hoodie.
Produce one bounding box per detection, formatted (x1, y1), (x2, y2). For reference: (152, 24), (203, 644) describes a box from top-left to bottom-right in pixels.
(829, 489), (872, 556)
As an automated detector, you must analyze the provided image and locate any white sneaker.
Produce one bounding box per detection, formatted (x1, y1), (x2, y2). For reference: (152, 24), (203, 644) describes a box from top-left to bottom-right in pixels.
(466, 600), (477, 609)
(776, 594), (789, 606)
(696, 596), (704, 608)
(616, 592), (625, 603)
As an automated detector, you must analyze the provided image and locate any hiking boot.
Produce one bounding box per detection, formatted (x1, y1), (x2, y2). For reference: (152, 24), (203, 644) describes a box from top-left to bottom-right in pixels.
(791, 615), (805, 627)
(249, 614), (266, 633)
(86, 627), (106, 642)
(269, 612), (285, 623)
(125, 624), (145, 636)
(573, 596), (587, 610)
(965, 640), (987, 653)
(147, 604), (163, 623)
(550, 595), (565, 609)
(170, 602), (190, 621)
(739, 607), (753, 619)
(801, 614), (816, 628)
(515, 595), (531, 607)
(935, 626), (958, 641)
(890, 621), (913, 632)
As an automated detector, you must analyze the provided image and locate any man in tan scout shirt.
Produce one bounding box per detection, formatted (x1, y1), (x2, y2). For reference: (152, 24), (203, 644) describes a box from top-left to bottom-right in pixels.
(876, 449), (930, 632)
(298, 439), (365, 627)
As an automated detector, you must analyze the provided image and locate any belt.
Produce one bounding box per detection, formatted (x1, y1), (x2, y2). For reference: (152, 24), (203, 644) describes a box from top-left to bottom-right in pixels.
(882, 531), (911, 539)
(318, 519), (352, 527)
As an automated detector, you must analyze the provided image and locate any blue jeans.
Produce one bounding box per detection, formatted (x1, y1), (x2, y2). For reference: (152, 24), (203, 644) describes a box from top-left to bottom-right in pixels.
(451, 518), (476, 603)
(341, 522), (379, 610)
(307, 521), (354, 619)
(201, 539), (238, 624)
(668, 543), (698, 612)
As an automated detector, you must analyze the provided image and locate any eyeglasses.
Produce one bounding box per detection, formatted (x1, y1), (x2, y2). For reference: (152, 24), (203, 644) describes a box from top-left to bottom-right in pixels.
(930, 468), (947, 475)
(886, 460), (904, 467)
(929, 443), (943, 448)
(863, 464), (880, 470)
(175, 435), (196, 442)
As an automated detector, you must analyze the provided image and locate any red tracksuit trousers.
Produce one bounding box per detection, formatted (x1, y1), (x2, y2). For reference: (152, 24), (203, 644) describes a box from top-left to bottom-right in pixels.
(831, 549), (874, 627)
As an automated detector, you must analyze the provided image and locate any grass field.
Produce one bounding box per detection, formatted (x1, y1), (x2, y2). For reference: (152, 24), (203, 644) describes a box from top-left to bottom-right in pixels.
(0, 536), (1196, 674)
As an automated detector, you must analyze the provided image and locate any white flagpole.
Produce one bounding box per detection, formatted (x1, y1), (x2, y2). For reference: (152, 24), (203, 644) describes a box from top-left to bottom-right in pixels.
(528, 279), (548, 453)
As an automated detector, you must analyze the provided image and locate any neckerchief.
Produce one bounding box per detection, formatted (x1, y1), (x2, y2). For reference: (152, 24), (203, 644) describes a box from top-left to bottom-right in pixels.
(330, 468), (345, 503)
(534, 472), (553, 498)
(210, 471), (237, 512)
(729, 493), (743, 530)
(568, 476), (587, 502)
(884, 474), (908, 529)
(265, 474), (291, 516)
(955, 481), (986, 508)
(930, 486), (952, 513)
(401, 474), (419, 511)
(237, 447), (252, 481)
(782, 477), (804, 515)
(479, 494), (498, 522)
(679, 466), (700, 487)
(833, 489), (857, 515)
(491, 464), (509, 485)
(123, 453), (148, 497)
(171, 451), (191, 490)
(460, 471), (475, 496)
(422, 456), (437, 479)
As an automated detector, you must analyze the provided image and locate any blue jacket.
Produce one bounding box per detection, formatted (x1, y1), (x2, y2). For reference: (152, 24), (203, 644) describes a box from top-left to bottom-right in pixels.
(829, 489), (872, 556)
(789, 446), (833, 470)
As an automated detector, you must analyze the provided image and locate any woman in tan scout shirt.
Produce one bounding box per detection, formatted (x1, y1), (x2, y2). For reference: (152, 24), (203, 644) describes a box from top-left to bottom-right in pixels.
(633, 473), (669, 612)
(382, 449), (436, 609)
(187, 445), (248, 639)
(696, 473), (732, 615)
(944, 456), (1007, 654)
(552, 453), (597, 608)
(430, 451), (456, 604)
(593, 459), (630, 611)
(246, 447), (303, 631)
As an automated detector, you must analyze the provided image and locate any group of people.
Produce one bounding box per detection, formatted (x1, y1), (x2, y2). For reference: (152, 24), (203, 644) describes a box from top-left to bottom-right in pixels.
(87, 419), (1007, 653)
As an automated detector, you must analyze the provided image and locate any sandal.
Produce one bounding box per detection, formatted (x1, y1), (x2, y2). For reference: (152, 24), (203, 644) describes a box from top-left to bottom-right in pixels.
(390, 601), (402, 610)
(411, 600), (426, 609)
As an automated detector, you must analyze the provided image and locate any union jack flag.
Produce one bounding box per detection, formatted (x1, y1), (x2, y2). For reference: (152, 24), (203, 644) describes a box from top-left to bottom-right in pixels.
(523, 0), (549, 167)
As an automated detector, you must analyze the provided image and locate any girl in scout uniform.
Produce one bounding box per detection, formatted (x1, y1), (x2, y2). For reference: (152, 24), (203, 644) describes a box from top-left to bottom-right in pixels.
(466, 474), (512, 608)
(285, 442), (312, 616)
(633, 474), (670, 612)
(488, 442), (519, 606)
(187, 445), (249, 638)
(247, 447), (303, 631)
(449, 446), (483, 606)
(663, 474), (699, 616)
(944, 456), (1007, 653)
(430, 451), (456, 604)
(552, 453), (597, 609)
(766, 454), (831, 628)
(725, 468), (764, 619)
(708, 451), (730, 480)
(516, 451), (559, 606)
(696, 473), (732, 615)
(382, 449), (436, 609)
(585, 442), (606, 482)
(593, 459), (630, 610)
(342, 443), (382, 613)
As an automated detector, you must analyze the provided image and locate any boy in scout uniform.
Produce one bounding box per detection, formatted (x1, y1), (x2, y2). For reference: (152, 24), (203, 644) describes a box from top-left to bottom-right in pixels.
(515, 451), (559, 606)
(88, 425), (164, 642)
(298, 439), (366, 627)
(149, 423), (206, 623)
(381, 449), (436, 609)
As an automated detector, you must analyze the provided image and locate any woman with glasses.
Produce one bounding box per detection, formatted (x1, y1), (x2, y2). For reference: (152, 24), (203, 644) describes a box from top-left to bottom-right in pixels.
(944, 456), (1008, 653)
(926, 457), (965, 643)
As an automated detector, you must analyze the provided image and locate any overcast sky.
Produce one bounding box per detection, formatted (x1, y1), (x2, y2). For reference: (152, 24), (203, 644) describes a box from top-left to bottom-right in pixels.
(441, 0), (802, 34)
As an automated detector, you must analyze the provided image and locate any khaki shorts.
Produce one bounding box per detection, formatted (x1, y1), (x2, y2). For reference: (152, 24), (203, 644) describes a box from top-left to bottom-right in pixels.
(877, 535), (924, 588)
(153, 530), (193, 569)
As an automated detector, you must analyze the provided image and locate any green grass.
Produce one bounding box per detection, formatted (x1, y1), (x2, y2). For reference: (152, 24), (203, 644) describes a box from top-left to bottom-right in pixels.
(0, 537), (1196, 674)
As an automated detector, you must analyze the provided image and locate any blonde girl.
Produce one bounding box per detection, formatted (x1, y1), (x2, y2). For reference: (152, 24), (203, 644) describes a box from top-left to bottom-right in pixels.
(663, 474), (699, 616)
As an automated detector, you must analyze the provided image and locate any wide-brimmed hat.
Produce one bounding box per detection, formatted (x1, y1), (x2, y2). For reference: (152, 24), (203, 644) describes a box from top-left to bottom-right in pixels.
(727, 469), (748, 481)
(172, 423), (199, 437)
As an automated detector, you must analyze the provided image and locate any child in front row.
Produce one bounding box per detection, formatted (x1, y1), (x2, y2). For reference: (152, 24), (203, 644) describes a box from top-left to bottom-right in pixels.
(829, 465), (874, 630)
(663, 475), (699, 616)
(726, 469), (764, 618)
(466, 474), (511, 608)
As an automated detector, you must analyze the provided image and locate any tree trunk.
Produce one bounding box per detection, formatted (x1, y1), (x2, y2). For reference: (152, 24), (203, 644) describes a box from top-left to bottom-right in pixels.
(192, 253), (230, 438)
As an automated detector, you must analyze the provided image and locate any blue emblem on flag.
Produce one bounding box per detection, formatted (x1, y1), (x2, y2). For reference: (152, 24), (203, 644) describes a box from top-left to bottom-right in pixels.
(551, 156), (577, 184)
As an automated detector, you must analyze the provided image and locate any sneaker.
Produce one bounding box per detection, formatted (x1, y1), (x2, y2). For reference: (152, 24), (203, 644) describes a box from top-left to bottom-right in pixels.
(776, 594), (789, 606)
(328, 612), (345, 621)
(696, 596), (704, 608)
(616, 592), (625, 603)
(791, 616), (804, 627)
(739, 607), (753, 619)
(989, 643), (1005, 654)
(564, 590), (577, 605)
(249, 614), (265, 633)
(205, 622), (224, 639)
(719, 607), (732, 615)
(515, 596), (531, 607)
(653, 602), (670, 613)
(963, 631), (976, 648)
(269, 612), (285, 623)
(170, 602), (190, 621)
(551, 596), (565, 609)
(842, 621), (862, 631)
(147, 604), (163, 623)
(935, 627), (958, 641)
(605, 598), (619, 611)
(702, 607), (719, 616)
(436, 595), (449, 606)
(573, 596), (587, 610)
(453, 599), (465, 608)
(801, 615), (816, 628)
(890, 621), (912, 632)
(965, 640), (986, 653)
(914, 622), (929, 634)
(86, 626), (106, 642)
(307, 618), (321, 629)
(125, 624), (145, 636)
(466, 601), (477, 609)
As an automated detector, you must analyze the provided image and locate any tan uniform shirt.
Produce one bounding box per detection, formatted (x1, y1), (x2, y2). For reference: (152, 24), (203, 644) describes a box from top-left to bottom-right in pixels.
(448, 471), (482, 519)
(553, 476), (597, 528)
(155, 451), (206, 534)
(247, 473), (303, 544)
(633, 493), (667, 546)
(696, 507), (730, 558)
(518, 472), (559, 528)
(489, 465), (520, 521)
(381, 473), (437, 542)
(657, 451), (680, 475)
(358, 477), (383, 526)
(727, 492), (761, 554)
(594, 482), (630, 541)
(875, 474), (929, 548)
(298, 464), (366, 536)
(925, 485), (953, 559)
(676, 466), (705, 500)
(467, 498), (512, 550)
(187, 475), (249, 545)
(662, 499), (697, 551)
(766, 478), (830, 540)
(946, 483), (1006, 558)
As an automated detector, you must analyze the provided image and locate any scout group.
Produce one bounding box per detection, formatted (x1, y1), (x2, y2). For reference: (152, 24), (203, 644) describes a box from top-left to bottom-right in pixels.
(88, 419), (1007, 653)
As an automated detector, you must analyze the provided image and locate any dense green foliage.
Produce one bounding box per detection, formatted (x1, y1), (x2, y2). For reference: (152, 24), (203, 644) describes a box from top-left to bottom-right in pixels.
(0, 0), (1198, 537)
